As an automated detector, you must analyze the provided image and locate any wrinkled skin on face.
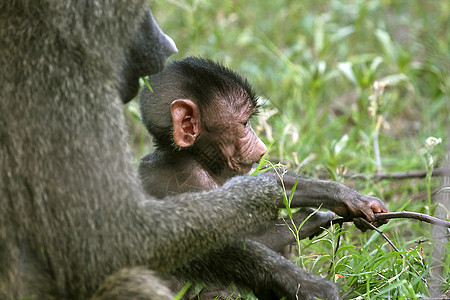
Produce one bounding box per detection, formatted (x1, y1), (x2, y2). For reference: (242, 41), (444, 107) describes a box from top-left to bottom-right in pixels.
(214, 120), (267, 175)
(199, 94), (266, 176)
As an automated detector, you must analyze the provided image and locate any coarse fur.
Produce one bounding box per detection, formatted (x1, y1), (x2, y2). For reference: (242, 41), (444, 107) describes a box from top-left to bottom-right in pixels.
(0, 1), (322, 299)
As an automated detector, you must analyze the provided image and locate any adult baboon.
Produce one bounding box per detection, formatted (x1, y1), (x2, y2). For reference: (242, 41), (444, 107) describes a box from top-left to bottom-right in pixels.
(0, 1), (386, 299)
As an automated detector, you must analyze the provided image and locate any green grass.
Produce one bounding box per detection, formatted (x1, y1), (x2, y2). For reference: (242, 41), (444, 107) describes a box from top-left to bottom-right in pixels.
(127, 0), (449, 298)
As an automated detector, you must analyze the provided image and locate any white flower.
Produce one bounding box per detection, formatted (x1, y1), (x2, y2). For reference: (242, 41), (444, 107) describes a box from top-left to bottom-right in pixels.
(425, 137), (442, 149)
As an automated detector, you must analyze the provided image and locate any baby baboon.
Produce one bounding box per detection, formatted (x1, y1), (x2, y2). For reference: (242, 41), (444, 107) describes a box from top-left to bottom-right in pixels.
(139, 57), (387, 232)
(138, 57), (388, 298)
(139, 57), (335, 250)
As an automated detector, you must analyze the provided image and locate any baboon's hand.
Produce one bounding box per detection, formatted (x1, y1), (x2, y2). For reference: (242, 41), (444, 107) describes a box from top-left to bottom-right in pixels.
(269, 171), (388, 231)
(333, 186), (389, 231)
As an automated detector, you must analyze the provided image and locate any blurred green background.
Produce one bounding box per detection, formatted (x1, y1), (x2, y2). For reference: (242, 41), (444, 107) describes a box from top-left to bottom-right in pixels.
(126, 0), (449, 298)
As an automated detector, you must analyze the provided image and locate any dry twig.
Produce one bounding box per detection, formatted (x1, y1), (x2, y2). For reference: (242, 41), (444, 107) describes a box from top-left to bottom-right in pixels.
(333, 211), (450, 228)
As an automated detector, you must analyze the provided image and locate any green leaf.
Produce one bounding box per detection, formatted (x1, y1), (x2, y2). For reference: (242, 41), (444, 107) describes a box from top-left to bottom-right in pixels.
(338, 62), (358, 85)
(142, 76), (154, 93)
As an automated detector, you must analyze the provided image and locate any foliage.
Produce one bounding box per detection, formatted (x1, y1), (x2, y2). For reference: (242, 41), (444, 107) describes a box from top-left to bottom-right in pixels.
(126, 0), (450, 298)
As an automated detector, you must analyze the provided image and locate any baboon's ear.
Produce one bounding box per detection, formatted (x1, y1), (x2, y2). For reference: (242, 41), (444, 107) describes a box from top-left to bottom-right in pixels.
(171, 99), (201, 147)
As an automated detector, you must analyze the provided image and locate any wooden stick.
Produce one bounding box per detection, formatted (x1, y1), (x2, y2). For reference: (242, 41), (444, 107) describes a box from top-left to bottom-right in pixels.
(332, 211), (450, 228)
